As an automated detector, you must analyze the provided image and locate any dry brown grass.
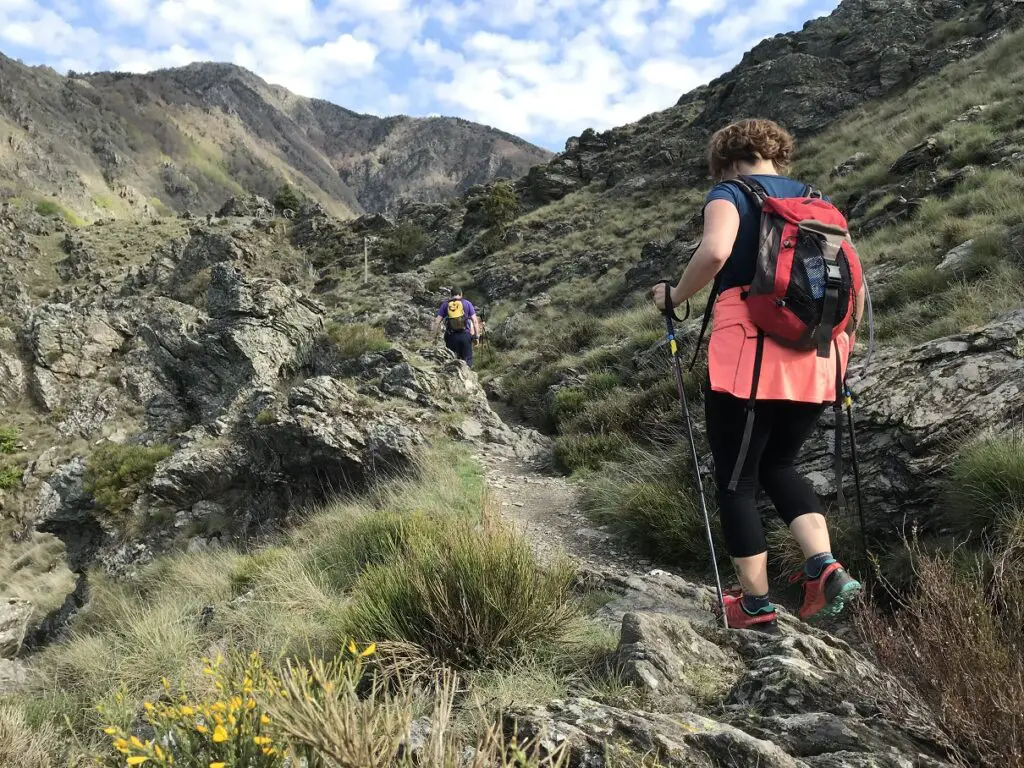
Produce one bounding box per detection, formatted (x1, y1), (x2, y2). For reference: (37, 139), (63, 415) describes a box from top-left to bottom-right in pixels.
(857, 536), (1024, 767)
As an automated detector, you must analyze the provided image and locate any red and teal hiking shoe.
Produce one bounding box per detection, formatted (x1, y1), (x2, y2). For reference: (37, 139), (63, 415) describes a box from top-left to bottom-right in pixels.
(716, 591), (780, 634)
(790, 561), (862, 621)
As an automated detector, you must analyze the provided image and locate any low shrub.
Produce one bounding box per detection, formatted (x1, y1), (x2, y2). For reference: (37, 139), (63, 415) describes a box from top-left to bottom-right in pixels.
(83, 443), (174, 519)
(0, 464), (24, 490)
(98, 650), (294, 768)
(325, 322), (392, 357)
(377, 222), (429, 271)
(0, 425), (19, 454)
(348, 514), (578, 668)
(273, 184), (303, 213)
(858, 540), (1024, 767)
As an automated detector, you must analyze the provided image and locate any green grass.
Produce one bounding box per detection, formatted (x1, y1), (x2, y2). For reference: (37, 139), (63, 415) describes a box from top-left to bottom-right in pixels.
(582, 443), (726, 572)
(325, 321), (392, 357)
(34, 199), (85, 226)
(944, 432), (1024, 539)
(0, 426), (19, 454)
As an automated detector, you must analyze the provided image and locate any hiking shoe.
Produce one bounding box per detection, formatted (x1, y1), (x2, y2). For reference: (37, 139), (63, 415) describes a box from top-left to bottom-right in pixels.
(716, 592), (780, 634)
(791, 561), (862, 621)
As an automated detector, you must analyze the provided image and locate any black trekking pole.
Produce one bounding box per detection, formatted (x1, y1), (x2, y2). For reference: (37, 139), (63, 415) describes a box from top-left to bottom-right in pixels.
(844, 388), (870, 566)
(659, 281), (729, 629)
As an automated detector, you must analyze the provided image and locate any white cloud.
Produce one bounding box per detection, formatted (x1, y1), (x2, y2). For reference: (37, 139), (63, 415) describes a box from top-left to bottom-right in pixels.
(99, 0), (151, 25)
(709, 0), (812, 48)
(0, 0), (844, 147)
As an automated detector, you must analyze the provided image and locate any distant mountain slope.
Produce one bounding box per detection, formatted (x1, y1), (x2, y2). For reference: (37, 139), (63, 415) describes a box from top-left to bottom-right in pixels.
(0, 56), (552, 220)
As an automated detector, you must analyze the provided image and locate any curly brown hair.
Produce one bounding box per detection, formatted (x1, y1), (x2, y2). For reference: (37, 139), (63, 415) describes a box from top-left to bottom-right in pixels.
(707, 119), (796, 178)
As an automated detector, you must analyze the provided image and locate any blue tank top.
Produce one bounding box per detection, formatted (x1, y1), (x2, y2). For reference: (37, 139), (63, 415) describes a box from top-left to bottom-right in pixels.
(705, 175), (828, 294)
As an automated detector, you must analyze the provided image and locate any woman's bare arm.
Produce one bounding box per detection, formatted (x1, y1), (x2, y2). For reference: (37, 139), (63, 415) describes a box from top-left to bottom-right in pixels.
(654, 200), (740, 310)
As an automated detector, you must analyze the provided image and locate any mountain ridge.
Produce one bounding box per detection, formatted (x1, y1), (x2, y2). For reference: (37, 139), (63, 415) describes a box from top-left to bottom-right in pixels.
(0, 53), (553, 221)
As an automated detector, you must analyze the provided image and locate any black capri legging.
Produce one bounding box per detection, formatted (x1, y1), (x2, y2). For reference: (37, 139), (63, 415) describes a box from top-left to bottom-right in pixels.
(704, 389), (826, 558)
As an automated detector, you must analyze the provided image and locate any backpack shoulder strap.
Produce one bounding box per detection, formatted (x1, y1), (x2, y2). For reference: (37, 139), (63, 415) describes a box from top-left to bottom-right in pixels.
(803, 183), (823, 199)
(733, 175), (769, 207)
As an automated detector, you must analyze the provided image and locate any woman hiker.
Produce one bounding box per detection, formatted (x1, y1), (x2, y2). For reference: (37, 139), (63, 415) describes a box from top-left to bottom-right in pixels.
(653, 118), (864, 633)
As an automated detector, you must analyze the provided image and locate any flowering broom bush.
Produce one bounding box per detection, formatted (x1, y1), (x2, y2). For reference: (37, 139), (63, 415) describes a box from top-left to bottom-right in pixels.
(98, 649), (296, 768)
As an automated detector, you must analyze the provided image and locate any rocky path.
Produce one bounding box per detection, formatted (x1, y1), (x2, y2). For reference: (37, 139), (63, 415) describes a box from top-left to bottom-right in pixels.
(470, 416), (954, 768)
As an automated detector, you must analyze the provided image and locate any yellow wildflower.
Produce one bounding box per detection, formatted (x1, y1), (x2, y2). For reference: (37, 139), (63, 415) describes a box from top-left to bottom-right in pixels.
(210, 763), (226, 768)
(252, 736), (272, 746)
(126, 758), (149, 766)
(229, 696), (243, 711)
(212, 724), (228, 743)
(245, 698), (256, 710)
(360, 642), (377, 657)
(103, 727), (118, 735)
(260, 714), (271, 725)
(143, 702), (155, 712)
(113, 738), (129, 752)
(347, 639), (358, 655)
(195, 725), (208, 734)
(180, 706), (194, 716)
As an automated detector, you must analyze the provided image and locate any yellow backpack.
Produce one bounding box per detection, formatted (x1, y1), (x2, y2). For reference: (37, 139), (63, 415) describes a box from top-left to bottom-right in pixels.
(446, 299), (467, 332)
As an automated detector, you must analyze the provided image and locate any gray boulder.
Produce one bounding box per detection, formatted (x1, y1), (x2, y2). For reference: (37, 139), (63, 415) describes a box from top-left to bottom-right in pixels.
(0, 599), (32, 658)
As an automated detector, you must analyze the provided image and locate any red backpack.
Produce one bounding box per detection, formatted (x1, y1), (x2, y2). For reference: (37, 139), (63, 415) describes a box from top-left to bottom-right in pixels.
(694, 175), (863, 360)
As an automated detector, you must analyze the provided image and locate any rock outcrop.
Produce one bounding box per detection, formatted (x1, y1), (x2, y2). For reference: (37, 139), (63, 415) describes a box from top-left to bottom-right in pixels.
(510, 569), (954, 768)
(797, 310), (1024, 536)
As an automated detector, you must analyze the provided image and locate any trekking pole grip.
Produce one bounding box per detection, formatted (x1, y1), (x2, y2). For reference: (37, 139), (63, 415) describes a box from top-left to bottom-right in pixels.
(660, 280), (675, 322)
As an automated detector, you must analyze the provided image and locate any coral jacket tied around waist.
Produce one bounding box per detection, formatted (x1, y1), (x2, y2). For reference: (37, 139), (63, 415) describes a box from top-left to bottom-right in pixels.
(708, 286), (852, 404)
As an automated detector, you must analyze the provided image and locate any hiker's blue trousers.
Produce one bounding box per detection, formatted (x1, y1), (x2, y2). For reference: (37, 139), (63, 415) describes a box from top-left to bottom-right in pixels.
(704, 390), (825, 558)
(444, 330), (474, 368)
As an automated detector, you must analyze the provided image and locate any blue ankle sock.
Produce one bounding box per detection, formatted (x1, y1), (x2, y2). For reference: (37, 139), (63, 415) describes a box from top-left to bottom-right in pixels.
(741, 593), (772, 615)
(805, 552), (836, 579)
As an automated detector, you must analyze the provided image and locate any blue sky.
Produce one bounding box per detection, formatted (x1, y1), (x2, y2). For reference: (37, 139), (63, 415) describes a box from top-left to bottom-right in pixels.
(0, 0), (842, 150)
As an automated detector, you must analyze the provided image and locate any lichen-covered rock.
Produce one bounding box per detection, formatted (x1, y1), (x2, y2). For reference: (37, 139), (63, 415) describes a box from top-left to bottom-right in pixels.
(616, 612), (742, 709)
(509, 698), (805, 768)
(0, 350), (24, 403)
(0, 599), (32, 658)
(798, 310), (1024, 535)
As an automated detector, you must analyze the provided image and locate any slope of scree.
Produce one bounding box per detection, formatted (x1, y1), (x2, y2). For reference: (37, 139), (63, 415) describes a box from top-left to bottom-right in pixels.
(0, 56), (552, 221)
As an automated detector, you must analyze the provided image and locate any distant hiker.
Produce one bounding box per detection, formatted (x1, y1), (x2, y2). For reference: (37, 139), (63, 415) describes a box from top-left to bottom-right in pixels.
(652, 118), (865, 633)
(433, 288), (481, 368)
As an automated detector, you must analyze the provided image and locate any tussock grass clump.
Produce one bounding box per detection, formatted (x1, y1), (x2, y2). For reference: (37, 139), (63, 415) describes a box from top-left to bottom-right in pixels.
(583, 444), (725, 571)
(553, 432), (632, 473)
(0, 705), (60, 768)
(325, 321), (392, 357)
(944, 431), (1024, 538)
(349, 511), (578, 668)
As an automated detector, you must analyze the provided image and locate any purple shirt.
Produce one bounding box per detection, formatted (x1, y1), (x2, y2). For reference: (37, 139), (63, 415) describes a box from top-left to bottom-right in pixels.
(437, 298), (476, 320)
